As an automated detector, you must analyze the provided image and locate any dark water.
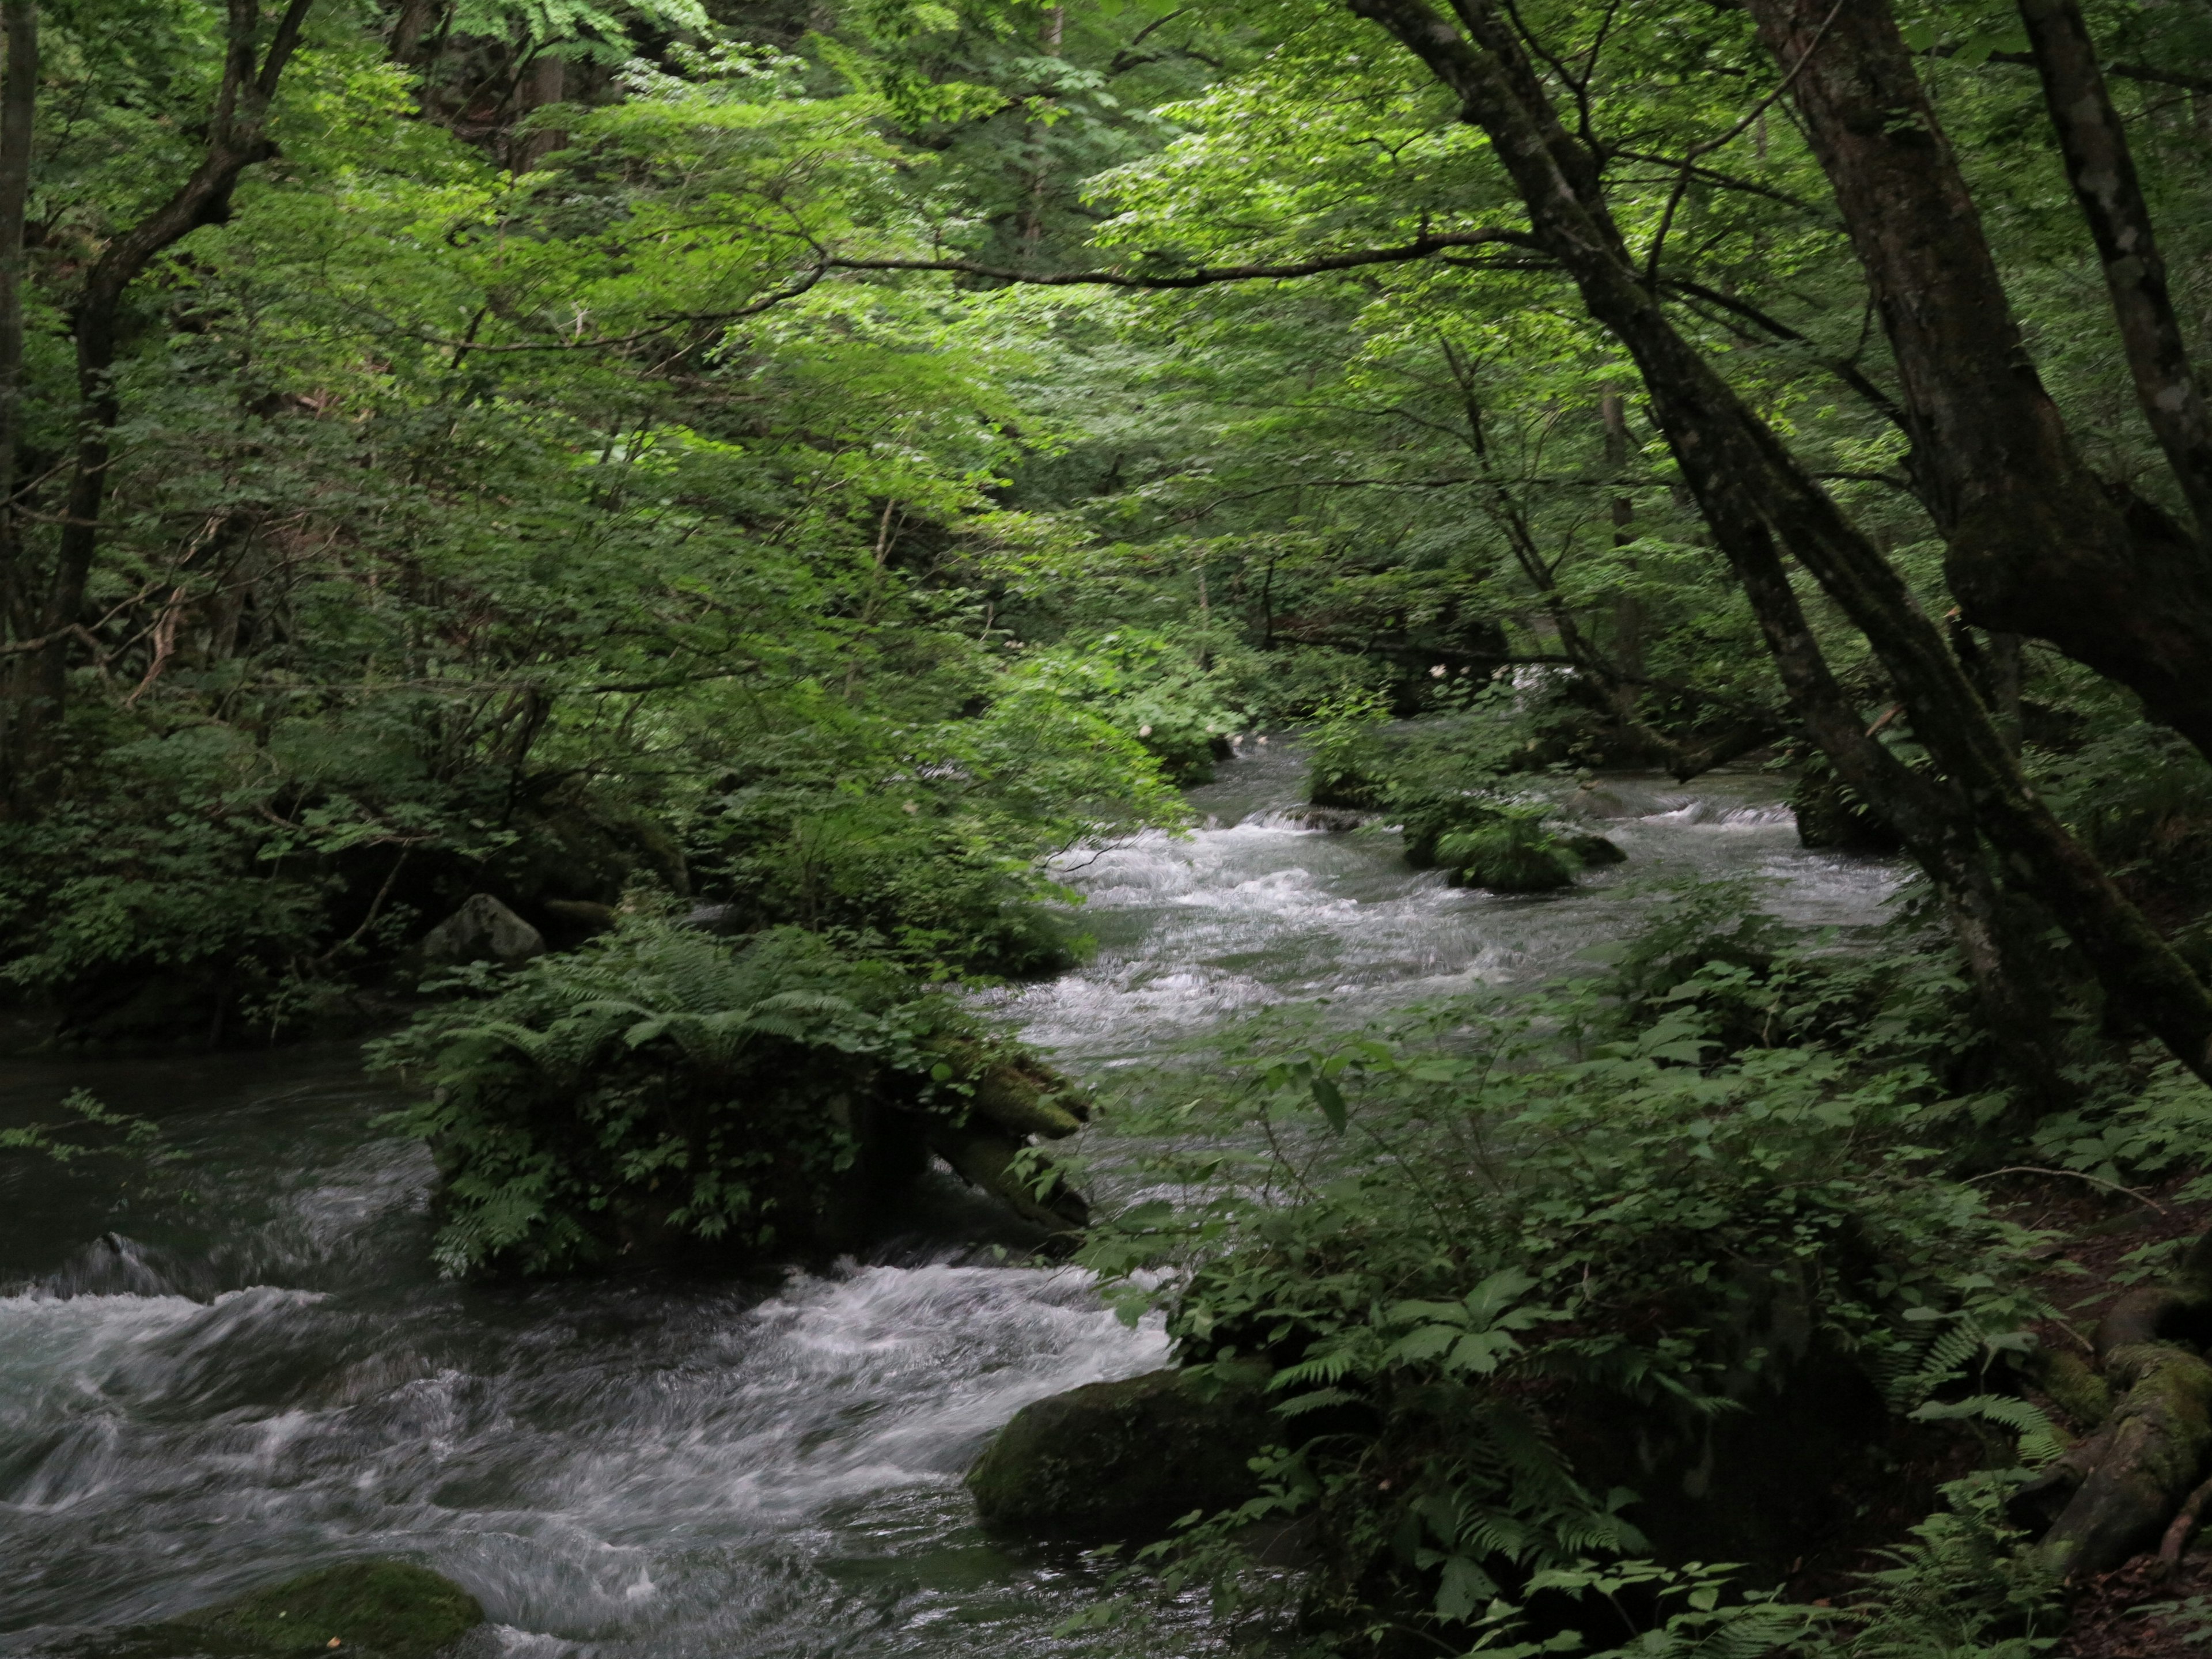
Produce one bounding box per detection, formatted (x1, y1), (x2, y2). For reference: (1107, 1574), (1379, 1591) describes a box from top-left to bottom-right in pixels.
(0, 747), (1899, 1654)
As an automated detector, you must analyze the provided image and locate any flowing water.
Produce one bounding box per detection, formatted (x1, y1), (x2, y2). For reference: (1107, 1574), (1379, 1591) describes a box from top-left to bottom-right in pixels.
(0, 745), (1901, 1656)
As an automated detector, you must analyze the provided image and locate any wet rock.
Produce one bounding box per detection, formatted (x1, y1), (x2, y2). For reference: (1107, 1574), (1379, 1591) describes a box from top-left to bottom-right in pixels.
(967, 1367), (1274, 1541)
(417, 895), (544, 967)
(1565, 832), (1627, 866)
(1283, 807), (1366, 832)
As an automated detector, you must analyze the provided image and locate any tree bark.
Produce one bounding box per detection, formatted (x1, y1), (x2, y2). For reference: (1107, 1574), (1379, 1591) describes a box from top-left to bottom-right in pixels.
(1739, 0), (2212, 764)
(1339, 0), (2212, 1088)
(0, 0), (33, 646)
(2, 0), (312, 797)
(2016, 0), (2212, 546)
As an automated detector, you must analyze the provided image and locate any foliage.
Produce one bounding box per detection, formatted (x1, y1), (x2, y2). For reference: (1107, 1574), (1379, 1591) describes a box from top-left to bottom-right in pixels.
(0, 1089), (165, 1169)
(1816, 1474), (2064, 1659)
(369, 918), (1011, 1275)
(1075, 895), (2054, 1654)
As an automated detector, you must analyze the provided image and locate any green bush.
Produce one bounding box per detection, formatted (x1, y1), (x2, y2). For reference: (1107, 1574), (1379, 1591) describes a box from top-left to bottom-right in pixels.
(683, 688), (1183, 980)
(370, 919), (1022, 1275)
(1075, 906), (2050, 1655)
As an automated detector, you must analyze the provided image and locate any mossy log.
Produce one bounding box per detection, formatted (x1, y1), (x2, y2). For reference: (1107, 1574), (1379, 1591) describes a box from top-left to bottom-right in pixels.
(968, 1053), (1089, 1140)
(925, 1121), (1090, 1234)
(2012, 1235), (2212, 1581)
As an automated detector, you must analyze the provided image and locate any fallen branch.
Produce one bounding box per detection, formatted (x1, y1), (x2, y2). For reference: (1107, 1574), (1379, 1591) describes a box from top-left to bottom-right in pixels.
(1964, 1165), (2170, 1216)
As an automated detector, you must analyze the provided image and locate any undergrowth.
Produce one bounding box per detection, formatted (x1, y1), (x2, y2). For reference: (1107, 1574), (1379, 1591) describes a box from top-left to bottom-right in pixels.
(1069, 883), (2084, 1659)
(369, 918), (1021, 1275)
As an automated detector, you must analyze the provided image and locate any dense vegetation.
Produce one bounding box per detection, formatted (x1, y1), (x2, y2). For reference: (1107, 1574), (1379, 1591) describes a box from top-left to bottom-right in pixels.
(13, 0), (2212, 1653)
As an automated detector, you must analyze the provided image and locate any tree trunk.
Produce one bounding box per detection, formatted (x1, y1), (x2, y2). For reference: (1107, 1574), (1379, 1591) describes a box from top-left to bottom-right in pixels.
(0, 0), (33, 645)
(1339, 0), (2212, 1088)
(1740, 0), (2212, 764)
(1600, 389), (1647, 725)
(513, 49), (564, 172)
(2, 0), (313, 799)
(2016, 0), (2212, 546)
(1017, 5), (1066, 260)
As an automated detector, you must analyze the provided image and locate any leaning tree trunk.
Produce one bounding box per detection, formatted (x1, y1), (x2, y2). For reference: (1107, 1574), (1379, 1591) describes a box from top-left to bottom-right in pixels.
(1740, 0), (2212, 766)
(1338, 0), (2212, 1088)
(0, 0), (33, 638)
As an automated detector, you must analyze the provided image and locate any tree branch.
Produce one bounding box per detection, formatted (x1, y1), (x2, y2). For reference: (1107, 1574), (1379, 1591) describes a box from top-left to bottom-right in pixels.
(827, 228), (1542, 289)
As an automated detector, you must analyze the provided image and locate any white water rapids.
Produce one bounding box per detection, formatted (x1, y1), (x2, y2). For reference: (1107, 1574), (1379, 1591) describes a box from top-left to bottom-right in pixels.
(0, 745), (1900, 1655)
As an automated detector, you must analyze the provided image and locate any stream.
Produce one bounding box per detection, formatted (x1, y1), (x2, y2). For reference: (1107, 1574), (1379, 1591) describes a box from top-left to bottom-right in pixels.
(0, 745), (1901, 1656)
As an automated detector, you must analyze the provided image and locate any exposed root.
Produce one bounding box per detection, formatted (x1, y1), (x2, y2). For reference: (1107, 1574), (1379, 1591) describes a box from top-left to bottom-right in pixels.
(2014, 1234), (2212, 1582)
(2156, 1468), (2212, 1574)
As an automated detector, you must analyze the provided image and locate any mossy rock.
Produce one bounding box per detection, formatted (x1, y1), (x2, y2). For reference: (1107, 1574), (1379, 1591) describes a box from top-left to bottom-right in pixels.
(1564, 832), (1626, 867)
(967, 1367), (1274, 1542)
(172, 1561), (483, 1659)
(1437, 820), (1581, 892)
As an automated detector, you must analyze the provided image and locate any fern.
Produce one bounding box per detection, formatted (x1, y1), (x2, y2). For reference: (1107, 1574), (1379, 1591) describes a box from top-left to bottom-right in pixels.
(372, 918), (1010, 1275)
(1910, 1395), (2069, 1469)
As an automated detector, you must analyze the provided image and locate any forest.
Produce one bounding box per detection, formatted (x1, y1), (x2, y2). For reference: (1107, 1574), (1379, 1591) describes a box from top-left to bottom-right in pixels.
(6, 0), (2212, 1655)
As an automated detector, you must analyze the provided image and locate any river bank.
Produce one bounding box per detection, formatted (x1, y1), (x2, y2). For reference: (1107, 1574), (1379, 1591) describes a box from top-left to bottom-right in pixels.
(0, 749), (1899, 1655)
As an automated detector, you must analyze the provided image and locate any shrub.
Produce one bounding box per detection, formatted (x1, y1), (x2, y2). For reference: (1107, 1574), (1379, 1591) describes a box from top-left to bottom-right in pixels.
(1075, 906), (2050, 1656)
(370, 920), (1047, 1275)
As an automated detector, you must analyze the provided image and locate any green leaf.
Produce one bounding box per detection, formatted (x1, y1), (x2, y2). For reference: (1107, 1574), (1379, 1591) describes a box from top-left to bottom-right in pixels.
(1311, 1073), (1348, 1131)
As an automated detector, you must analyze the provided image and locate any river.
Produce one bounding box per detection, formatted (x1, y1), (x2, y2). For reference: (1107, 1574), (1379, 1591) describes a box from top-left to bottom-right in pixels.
(0, 745), (1899, 1656)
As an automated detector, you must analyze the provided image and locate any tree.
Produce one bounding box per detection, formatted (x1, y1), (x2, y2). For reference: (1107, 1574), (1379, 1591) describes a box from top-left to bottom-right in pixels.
(1, 0), (314, 802)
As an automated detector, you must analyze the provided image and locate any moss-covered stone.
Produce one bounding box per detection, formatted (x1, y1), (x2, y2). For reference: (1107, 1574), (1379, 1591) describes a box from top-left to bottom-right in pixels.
(173, 1561), (483, 1659)
(1565, 832), (1627, 867)
(966, 1367), (1275, 1542)
(1438, 820), (1580, 892)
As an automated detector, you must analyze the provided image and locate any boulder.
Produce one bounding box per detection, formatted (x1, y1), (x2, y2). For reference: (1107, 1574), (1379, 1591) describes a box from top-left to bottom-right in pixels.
(75, 1561), (484, 1659)
(1565, 832), (1626, 866)
(1283, 807), (1366, 832)
(1438, 821), (1580, 892)
(176, 1562), (481, 1658)
(418, 895), (544, 967)
(967, 1366), (1275, 1541)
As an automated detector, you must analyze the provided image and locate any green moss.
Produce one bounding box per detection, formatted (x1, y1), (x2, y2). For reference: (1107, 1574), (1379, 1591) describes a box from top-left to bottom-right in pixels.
(2031, 1346), (2112, 1430)
(175, 1562), (483, 1659)
(1437, 819), (1580, 893)
(967, 1368), (1274, 1542)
